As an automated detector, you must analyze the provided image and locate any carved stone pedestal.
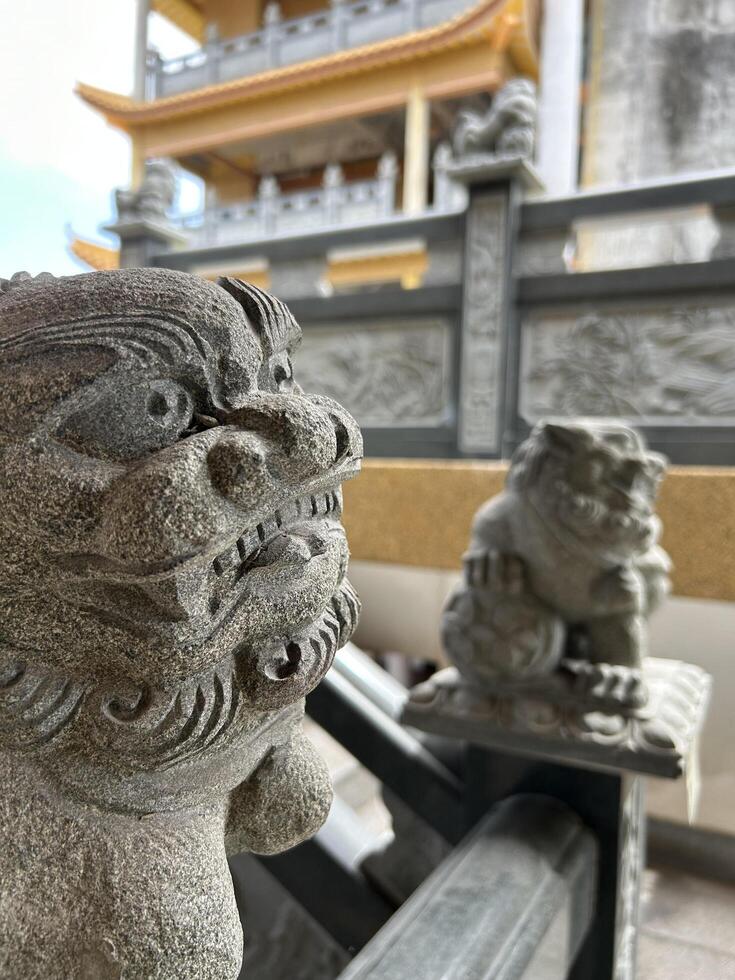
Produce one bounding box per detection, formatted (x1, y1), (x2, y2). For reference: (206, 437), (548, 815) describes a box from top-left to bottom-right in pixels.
(402, 662), (709, 980)
(404, 658), (710, 781)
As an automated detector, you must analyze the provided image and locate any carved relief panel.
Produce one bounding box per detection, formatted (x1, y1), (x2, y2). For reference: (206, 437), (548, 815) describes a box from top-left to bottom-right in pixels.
(520, 303), (735, 425)
(458, 192), (508, 453)
(294, 318), (452, 428)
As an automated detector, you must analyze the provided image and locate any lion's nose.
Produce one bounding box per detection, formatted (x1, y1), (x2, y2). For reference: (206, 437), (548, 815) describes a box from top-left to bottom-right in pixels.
(207, 432), (275, 510)
(208, 394), (360, 504)
(306, 394), (362, 467)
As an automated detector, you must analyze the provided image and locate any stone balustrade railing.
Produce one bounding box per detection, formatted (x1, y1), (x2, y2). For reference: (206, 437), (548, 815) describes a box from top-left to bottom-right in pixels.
(179, 153), (399, 247)
(146, 0), (476, 99)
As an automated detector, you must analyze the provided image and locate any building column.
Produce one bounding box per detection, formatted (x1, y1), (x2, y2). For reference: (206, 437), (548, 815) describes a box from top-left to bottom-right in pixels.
(133, 0), (151, 101)
(535, 0), (584, 195)
(403, 85), (430, 215)
(131, 138), (146, 190)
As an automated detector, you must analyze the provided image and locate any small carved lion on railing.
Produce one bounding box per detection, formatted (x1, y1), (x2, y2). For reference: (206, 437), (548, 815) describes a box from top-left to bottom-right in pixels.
(453, 77), (537, 161)
(442, 421), (671, 709)
(114, 159), (177, 223)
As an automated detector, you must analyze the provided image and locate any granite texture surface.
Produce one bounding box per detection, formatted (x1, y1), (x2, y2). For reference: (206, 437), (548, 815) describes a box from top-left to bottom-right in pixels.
(0, 269), (362, 979)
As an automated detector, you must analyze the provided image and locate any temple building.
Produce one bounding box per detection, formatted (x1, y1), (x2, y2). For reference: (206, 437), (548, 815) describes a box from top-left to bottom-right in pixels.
(72, 0), (563, 288)
(69, 0), (735, 465)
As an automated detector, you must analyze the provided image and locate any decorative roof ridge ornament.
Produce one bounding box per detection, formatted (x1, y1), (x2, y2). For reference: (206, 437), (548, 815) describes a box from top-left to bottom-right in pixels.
(0, 268), (362, 978)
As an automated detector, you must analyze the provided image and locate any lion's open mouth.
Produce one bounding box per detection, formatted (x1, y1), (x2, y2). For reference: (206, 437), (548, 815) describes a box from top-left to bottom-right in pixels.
(210, 486), (343, 586)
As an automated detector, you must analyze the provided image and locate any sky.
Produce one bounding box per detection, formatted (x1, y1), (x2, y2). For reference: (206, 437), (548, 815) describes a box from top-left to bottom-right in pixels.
(0, 0), (200, 278)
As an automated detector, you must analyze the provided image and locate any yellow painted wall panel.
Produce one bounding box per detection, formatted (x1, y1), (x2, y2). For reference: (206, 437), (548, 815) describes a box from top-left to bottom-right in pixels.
(342, 460), (735, 602)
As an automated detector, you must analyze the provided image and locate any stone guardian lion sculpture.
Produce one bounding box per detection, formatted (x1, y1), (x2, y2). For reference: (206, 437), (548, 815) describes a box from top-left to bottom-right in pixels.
(0, 269), (362, 979)
(453, 77), (537, 162)
(442, 421), (671, 708)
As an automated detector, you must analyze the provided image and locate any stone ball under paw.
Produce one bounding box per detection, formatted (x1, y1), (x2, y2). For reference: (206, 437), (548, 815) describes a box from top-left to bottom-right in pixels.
(225, 733), (333, 856)
(442, 587), (565, 688)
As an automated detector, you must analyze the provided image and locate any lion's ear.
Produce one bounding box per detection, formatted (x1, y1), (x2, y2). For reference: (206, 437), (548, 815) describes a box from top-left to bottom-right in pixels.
(540, 422), (592, 455)
(217, 277), (301, 356)
(645, 451), (668, 480)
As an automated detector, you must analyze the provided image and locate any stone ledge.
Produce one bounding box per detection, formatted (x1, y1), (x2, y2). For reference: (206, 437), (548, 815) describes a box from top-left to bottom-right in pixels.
(402, 658), (711, 780)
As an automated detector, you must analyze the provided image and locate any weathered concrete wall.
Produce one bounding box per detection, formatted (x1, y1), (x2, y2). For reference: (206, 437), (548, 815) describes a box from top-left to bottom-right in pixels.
(584, 0), (735, 185)
(581, 1), (735, 265)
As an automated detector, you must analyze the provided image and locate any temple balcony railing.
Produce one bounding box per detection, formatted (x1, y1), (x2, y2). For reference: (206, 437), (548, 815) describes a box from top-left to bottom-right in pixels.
(177, 154), (400, 247)
(146, 0), (477, 99)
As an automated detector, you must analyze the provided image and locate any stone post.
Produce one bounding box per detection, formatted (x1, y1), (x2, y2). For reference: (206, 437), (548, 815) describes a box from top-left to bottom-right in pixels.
(330, 0), (348, 51)
(258, 175), (280, 236)
(0, 270), (363, 979)
(107, 159), (187, 268)
(445, 153), (543, 456)
(144, 46), (162, 100)
(406, 0), (421, 31)
(264, 3), (282, 68)
(323, 163), (345, 226)
(376, 150), (398, 216)
(431, 142), (467, 212)
(205, 22), (221, 86)
(402, 420), (710, 980)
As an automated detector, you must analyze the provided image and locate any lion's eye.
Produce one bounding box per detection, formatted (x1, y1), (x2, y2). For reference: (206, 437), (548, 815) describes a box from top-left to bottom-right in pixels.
(57, 379), (194, 461)
(146, 386), (191, 421)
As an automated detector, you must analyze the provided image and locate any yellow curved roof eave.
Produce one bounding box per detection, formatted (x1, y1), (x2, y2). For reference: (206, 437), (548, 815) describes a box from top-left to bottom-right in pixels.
(69, 237), (120, 271)
(82, 0), (539, 131)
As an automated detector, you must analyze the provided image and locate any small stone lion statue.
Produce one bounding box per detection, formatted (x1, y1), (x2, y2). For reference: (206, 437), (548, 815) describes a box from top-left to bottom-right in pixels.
(453, 77), (537, 161)
(442, 421), (671, 708)
(114, 158), (177, 223)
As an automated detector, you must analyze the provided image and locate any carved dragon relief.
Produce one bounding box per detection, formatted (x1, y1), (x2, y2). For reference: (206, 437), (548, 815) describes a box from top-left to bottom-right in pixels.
(293, 320), (452, 428)
(0, 269), (362, 979)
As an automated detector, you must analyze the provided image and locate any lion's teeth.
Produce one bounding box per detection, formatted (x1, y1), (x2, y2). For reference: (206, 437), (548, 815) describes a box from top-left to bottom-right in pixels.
(212, 489), (342, 585)
(213, 542), (239, 576)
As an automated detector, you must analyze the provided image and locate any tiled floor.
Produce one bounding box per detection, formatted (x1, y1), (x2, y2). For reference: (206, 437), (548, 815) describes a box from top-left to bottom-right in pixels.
(638, 868), (735, 979)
